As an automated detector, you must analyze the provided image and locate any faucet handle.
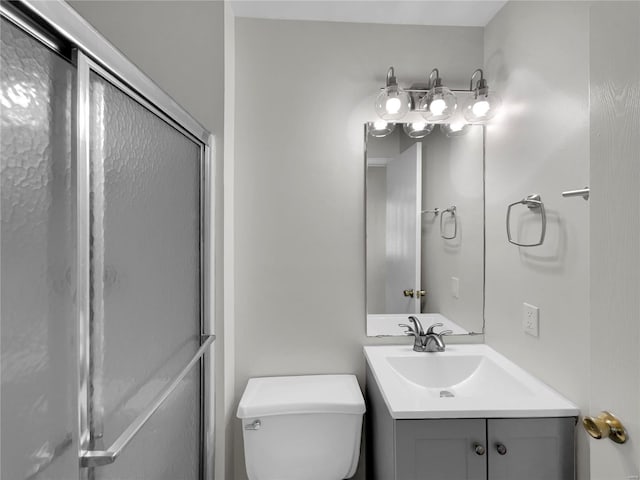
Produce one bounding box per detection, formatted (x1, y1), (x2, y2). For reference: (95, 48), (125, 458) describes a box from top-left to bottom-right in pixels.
(426, 322), (444, 334)
(398, 323), (418, 336)
(439, 329), (453, 336)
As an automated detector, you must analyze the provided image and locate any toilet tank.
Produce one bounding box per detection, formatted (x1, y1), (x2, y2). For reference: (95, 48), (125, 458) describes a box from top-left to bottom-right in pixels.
(237, 375), (366, 480)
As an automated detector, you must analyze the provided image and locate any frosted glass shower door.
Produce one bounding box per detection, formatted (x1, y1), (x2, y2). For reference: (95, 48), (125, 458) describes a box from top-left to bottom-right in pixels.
(86, 71), (203, 479)
(2, 5), (210, 478)
(1, 18), (79, 480)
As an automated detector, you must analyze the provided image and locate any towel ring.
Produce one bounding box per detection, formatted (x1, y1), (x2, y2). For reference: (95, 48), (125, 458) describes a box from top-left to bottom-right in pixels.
(440, 206), (457, 240)
(506, 194), (546, 247)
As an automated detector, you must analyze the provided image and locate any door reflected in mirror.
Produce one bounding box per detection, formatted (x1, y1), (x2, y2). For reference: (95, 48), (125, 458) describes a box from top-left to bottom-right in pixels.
(365, 124), (484, 336)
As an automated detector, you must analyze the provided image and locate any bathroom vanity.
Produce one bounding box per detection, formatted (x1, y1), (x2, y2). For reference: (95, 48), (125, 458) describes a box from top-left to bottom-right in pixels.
(364, 345), (579, 480)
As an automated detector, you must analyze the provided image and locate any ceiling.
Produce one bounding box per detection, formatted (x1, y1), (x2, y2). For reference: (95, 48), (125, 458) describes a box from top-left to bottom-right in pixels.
(230, 0), (507, 27)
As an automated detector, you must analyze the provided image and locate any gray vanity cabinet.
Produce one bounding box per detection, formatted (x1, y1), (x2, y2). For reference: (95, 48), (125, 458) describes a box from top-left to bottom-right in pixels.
(396, 418), (487, 480)
(366, 369), (576, 480)
(487, 418), (575, 480)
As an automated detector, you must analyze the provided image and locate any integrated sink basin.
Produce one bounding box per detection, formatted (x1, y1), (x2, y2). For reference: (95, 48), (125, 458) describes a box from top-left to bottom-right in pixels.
(365, 344), (579, 419)
(386, 354), (534, 398)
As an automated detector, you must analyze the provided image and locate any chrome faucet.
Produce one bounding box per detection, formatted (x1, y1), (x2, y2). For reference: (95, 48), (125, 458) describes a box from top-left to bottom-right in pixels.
(399, 316), (425, 351)
(423, 323), (450, 352)
(399, 317), (452, 352)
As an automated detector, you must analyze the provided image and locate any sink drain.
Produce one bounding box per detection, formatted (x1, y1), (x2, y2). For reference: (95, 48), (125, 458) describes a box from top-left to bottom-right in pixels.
(440, 390), (455, 398)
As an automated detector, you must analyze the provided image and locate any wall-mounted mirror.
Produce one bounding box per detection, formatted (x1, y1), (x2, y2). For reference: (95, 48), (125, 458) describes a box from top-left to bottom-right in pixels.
(365, 123), (484, 336)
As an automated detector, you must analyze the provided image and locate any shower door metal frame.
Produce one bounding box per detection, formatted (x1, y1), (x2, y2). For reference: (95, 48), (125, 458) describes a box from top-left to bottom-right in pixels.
(2, 1), (216, 478)
(76, 53), (214, 476)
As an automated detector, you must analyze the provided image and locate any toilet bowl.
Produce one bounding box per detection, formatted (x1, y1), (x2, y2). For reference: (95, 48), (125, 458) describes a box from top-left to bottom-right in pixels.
(237, 374), (366, 480)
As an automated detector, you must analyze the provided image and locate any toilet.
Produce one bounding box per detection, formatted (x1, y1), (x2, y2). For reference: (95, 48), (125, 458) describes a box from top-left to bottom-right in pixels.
(237, 374), (366, 480)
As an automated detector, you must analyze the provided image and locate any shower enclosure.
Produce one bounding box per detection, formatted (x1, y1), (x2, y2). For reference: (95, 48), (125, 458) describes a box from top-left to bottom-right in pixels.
(1, 2), (215, 479)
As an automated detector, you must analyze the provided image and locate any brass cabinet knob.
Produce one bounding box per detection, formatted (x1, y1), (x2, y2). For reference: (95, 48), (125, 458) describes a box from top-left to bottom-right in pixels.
(583, 411), (627, 444)
(417, 290), (426, 297)
(403, 289), (415, 298)
(496, 443), (507, 455)
(473, 443), (485, 456)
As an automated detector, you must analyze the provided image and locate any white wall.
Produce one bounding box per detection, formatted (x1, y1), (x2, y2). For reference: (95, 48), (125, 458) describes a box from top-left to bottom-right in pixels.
(67, 1), (227, 475)
(483, 1), (591, 477)
(233, 17), (483, 479)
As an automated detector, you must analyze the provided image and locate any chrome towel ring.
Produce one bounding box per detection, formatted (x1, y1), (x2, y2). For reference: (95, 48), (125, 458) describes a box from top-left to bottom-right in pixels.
(440, 206), (457, 240)
(506, 194), (546, 247)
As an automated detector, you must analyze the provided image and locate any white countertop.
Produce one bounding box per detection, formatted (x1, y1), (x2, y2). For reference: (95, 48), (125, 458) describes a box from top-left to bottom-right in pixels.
(364, 344), (579, 419)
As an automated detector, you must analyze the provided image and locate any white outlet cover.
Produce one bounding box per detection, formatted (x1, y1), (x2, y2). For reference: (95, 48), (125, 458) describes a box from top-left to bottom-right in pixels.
(451, 277), (460, 299)
(523, 303), (539, 337)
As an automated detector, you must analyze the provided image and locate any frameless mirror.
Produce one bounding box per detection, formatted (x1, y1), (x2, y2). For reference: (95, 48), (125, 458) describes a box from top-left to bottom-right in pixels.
(365, 123), (485, 336)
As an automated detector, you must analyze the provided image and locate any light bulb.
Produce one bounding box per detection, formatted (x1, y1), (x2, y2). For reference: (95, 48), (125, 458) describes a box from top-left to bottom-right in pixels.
(402, 122), (433, 139)
(369, 121), (395, 138)
(463, 93), (502, 123)
(385, 97), (402, 114)
(419, 86), (457, 123)
(472, 100), (490, 117)
(440, 122), (470, 137)
(374, 87), (411, 121)
(429, 98), (446, 116)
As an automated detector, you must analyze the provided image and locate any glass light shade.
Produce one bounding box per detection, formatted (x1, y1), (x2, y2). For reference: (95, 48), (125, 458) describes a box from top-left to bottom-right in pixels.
(419, 86), (457, 122)
(402, 122), (434, 139)
(374, 86), (411, 121)
(369, 120), (396, 138)
(440, 122), (470, 137)
(463, 92), (502, 123)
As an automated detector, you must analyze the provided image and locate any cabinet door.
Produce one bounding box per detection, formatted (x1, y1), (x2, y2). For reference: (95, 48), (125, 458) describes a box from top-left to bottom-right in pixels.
(487, 418), (575, 480)
(396, 419), (487, 480)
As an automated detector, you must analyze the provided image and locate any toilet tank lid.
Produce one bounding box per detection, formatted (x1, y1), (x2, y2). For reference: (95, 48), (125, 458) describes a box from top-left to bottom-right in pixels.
(237, 374), (366, 418)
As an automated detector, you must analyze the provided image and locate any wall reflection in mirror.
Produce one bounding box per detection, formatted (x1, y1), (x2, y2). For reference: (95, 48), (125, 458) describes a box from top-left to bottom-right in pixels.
(365, 123), (484, 336)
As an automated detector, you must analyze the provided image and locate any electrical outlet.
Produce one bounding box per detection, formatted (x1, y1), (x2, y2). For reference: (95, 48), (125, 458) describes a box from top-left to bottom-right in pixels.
(523, 303), (539, 337)
(451, 277), (460, 299)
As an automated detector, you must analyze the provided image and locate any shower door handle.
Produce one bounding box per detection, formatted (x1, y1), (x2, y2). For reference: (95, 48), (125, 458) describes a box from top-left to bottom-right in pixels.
(80, 334), (215, 467)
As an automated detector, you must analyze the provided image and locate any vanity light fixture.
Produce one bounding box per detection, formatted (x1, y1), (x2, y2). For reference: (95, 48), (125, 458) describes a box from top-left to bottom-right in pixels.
(368, 120), (396, 138)
(372, 66), (500, 135)
(374, 67), (411, 121)
(418, 69), (457, 123)
(462, 69), (502, 123)
(402, 122), (434, 139)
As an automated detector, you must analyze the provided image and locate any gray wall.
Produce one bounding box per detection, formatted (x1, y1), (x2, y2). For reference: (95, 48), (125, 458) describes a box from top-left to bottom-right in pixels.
(233, 17), (483, 479)
(483, 2), (591, 477)
(69, 1), (224, 134)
